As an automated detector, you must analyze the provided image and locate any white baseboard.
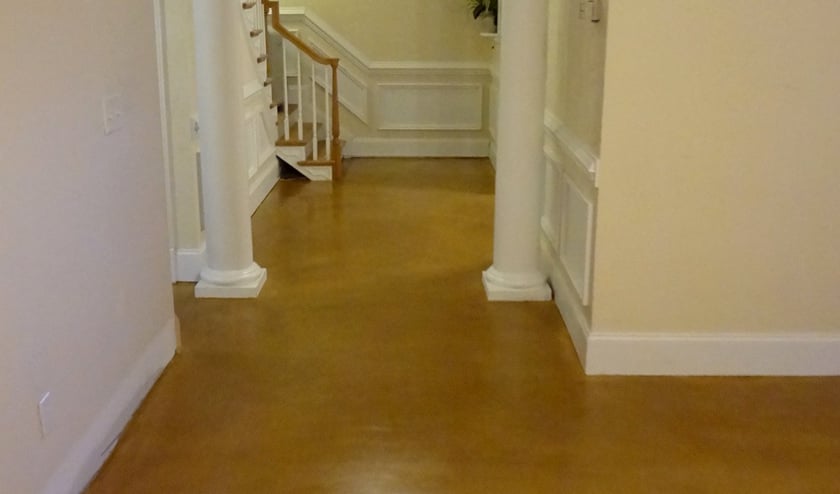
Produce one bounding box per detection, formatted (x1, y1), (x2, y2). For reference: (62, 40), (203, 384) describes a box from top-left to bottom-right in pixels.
(488, 137), (497, 169)
(173, 241), (207, 282)
(345, 137), (489, 158)
(42, 317), (178, 494)
(586, 331), (840, 376)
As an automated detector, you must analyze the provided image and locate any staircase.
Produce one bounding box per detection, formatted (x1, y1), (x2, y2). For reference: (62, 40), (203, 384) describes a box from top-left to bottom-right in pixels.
(238, 0), (281, 212)
(265, 2), (342, 181)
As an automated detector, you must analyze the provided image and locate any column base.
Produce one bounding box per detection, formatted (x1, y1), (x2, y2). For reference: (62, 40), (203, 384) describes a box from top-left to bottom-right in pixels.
(482, 266), (552, 302)
(195, 263), (267, 299)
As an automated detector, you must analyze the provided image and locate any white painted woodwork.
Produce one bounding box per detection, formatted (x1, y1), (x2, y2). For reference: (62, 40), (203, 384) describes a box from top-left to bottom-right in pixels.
(541, 110), (598, 308)
(237, 0), (278, 211)
(559, 175), (594, 305)
(585, 332), (840, 376)
(483, 0), (552, 301)
(193, 0), (266, 298)
(376, 83), (483, 131)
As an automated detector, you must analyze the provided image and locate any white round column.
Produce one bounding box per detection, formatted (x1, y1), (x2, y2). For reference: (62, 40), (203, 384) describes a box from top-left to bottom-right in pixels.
(483, 0), (552, 302)
(193, 0), (266, 298)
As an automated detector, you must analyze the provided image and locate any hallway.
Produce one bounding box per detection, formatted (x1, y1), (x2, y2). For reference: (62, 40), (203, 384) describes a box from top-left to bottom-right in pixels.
(86, 159), (840, 493)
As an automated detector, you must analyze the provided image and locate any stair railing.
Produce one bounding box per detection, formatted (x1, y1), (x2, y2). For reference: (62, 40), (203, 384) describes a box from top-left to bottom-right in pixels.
(266, 3), (342, 178)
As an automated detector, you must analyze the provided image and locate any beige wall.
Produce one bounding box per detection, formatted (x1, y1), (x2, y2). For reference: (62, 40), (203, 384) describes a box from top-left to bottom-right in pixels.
(0, 0), (175, 491)
(289, 0), (492, 62)
(545, 0), (608, 152)
(162, 0), (203, 250)
(593, 1), (840, 334)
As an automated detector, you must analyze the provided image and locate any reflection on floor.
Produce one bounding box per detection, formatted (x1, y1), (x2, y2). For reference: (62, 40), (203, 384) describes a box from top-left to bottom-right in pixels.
(87, 158), (840, 493)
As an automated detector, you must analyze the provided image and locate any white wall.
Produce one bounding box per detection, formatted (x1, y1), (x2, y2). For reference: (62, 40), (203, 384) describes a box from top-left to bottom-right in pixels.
(593, 0), (840, 335)
(0, 0), (177, 491)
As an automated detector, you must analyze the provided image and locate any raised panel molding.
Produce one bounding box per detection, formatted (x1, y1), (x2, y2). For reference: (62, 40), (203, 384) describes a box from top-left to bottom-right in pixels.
(376, 83), (483, 131)
(544, 110), (599, 184)
(542, 113), (597, 308)
(559, 175), (594, 306)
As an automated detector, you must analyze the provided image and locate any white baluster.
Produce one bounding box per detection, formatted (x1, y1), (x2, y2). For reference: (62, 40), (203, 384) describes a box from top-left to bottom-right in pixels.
(325, 65), (331, 159)
(281, 39), (290, 139)
(296, 49), (303, 141)
(311, 62), (318, 159)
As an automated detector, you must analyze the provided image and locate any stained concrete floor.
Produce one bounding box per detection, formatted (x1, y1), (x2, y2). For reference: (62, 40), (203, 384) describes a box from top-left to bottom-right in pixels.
(87, 158), (840, 493)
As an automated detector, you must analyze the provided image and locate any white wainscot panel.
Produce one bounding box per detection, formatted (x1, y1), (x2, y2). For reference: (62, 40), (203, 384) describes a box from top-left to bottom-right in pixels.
(244, 115), (259, 175)
(559, 175), (594, 306)
(377, 83), (483, 131)
(542, 155), (563, 251)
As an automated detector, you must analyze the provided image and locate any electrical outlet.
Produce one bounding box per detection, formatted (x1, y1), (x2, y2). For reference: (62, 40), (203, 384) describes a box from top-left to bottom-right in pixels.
(38, 392), (51, 438)
(102, 93), (125, 135)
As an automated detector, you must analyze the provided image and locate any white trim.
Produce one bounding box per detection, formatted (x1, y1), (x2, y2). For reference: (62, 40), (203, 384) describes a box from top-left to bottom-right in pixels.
(482, 267), (552, 302)
(42, 317), (178, 494)
(376, 83), (484, 131)
(586, 331), (840, 376)
(542, 235), (590, 363)
(153, 0), (178, 283)
(196, 263), (267, 298)
(249, 154), (280, 214)
(544, 110), (599, 185)
(345, 137), (489, 158)
(174, 241), (207, 282)
(557, 175), (595, 306)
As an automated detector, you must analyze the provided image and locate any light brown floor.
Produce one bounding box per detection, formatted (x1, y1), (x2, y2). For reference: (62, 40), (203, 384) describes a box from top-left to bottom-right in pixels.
(87, 158), (840, 493)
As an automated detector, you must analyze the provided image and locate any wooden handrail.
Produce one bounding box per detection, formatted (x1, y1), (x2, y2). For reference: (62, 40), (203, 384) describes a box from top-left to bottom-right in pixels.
(270, 7), (338, 69)
(267, 1), (342, 178)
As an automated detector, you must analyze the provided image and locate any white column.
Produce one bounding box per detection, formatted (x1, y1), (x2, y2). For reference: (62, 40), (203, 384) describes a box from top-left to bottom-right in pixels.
(193, 0), (266, 298)
(483, 0), (552, 302)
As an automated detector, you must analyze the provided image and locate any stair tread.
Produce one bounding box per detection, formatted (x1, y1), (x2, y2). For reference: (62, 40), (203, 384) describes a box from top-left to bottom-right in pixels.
(275, 122), (321, 146)
(298, 159), (334, 167)
(305, 139), (333, 161)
